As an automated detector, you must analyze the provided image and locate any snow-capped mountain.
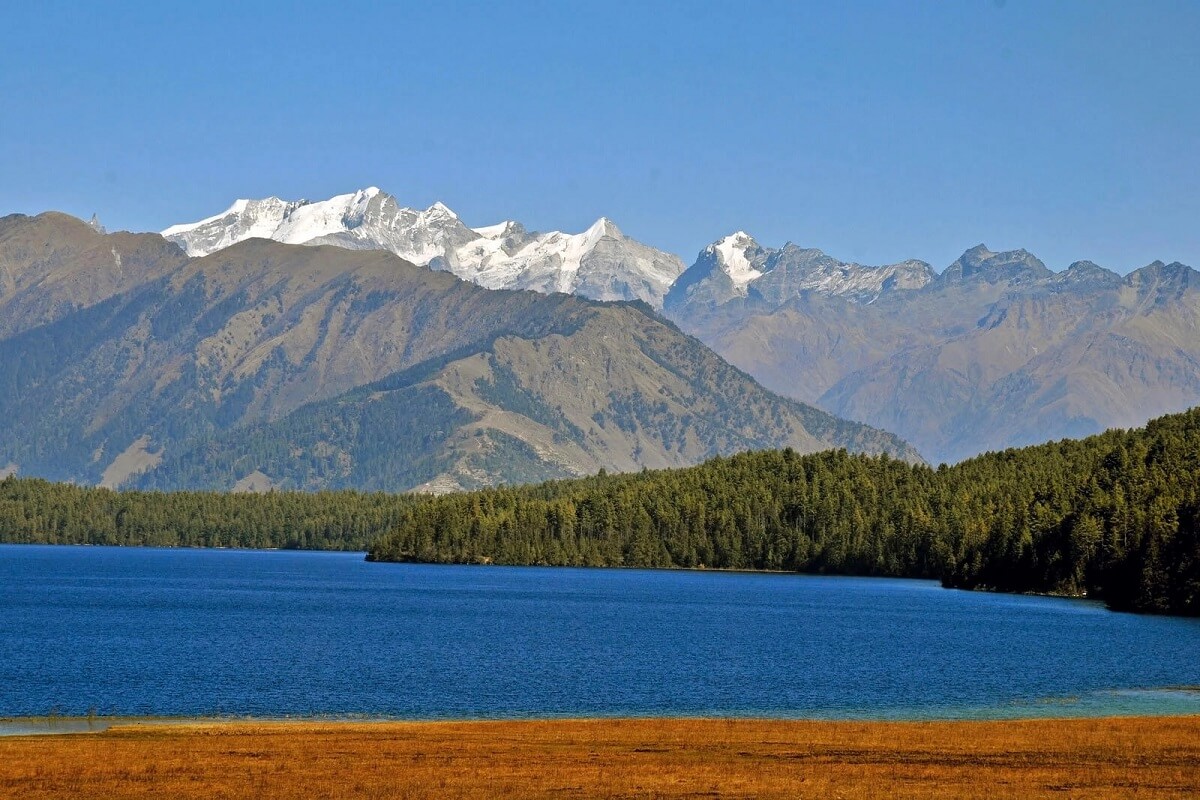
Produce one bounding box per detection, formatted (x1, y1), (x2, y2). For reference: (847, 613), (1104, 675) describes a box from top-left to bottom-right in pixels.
(665, 232), (935, 310)
(163, 188), (685, 306)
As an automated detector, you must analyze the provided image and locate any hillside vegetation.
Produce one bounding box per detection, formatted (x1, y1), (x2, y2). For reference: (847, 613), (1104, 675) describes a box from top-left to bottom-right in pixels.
(368, 408), (1200, 615)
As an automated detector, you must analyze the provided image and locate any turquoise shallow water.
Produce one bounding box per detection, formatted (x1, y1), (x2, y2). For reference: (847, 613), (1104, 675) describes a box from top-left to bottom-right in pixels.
(1, 545), (1198, 720)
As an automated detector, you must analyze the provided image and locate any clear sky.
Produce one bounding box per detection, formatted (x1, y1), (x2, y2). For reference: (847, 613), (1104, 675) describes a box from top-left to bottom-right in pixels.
(2, 0), (1197, 272)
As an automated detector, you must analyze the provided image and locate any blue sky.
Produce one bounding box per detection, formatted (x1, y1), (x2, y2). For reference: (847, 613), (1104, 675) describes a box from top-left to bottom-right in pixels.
(1, 1), (1197, 271)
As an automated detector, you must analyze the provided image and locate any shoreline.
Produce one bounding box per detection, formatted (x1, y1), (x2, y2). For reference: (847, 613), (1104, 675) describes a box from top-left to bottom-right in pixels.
(0, 542), (1170, 618)
(3, 716), (1198, 798)
(6, 691), (1200, 735)
(6, 682), (1200, 734)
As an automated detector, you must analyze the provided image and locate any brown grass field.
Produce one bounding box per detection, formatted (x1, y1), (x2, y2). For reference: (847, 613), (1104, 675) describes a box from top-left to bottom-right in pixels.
(2, 716), (1198, 799)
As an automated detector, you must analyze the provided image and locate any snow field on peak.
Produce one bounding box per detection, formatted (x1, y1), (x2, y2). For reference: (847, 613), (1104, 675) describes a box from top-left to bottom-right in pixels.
(163, 189), (685, 305)
(160, 198), (254, 238)
(471, 221), (516, 239)
(712, 232), (763, 290)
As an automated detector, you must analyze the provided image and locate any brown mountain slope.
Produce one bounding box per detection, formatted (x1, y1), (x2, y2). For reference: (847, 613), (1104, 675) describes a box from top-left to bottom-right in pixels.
(0, 212), (187, 339)
(145, 238), (597, 423)
(143, 299), (917, 493)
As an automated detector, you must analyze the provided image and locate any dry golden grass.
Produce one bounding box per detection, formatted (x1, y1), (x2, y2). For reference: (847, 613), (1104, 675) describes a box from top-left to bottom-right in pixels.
(1, 716), (1198, 799)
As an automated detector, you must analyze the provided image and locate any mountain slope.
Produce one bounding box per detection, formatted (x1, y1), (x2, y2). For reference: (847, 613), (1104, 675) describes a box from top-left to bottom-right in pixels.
(140, 300), (918, 493)
(0, 212), (186, 339)
(0, 213), (917, 491)
(0, 237), (600, 486)
(163, 188), (686, 306)
(666, 236), (1200, 463)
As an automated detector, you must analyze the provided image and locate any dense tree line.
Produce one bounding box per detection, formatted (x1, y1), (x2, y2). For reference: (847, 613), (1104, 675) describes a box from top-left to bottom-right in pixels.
(0, 478), (422, 550)
(368, 409), (1200, 615)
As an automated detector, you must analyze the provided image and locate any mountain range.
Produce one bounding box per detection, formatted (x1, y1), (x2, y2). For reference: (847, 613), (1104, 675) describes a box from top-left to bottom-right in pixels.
(163, 188), (1200, 464)
(0, 211), (914, 492)
(163, 188), (685, 307)
(665, 235), (1200, 463)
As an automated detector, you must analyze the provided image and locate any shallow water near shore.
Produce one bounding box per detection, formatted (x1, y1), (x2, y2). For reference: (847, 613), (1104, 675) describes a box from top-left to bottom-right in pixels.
(2, 545), (1199, 720)
(0, 718), (112, 736)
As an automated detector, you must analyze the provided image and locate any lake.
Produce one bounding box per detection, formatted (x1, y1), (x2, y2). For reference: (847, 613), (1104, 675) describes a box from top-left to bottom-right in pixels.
(2, 545), (1199, 720)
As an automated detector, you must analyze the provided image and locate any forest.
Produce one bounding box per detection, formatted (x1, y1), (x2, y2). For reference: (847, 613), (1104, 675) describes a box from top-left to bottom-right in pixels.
(0, 480), (421, 550)
(1, 408), (1197, 615)
(367, 408), (1200, 615)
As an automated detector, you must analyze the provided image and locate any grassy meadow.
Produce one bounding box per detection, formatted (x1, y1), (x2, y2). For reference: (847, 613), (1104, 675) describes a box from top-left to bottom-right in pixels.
(1, 716), (1198, 798)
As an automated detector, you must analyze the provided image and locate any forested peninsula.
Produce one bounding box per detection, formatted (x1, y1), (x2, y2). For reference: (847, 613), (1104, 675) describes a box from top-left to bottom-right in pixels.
(2, 409), (1198, 615)
(367, 408), (1200, 616)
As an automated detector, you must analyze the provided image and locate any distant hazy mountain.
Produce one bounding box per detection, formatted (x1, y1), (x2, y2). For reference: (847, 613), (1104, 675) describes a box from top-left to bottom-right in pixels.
(0, 212), (917, 492)
(163, 188), (686, 306)
(666, 232), (935, 308)
(666, 235), (1200, 463)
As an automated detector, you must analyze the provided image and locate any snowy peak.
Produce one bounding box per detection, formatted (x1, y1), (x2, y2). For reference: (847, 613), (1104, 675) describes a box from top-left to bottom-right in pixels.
(162, 196), (308, 255)
(454, 215), (684, 302)
(662, 232), (766, 309)
(271, 189), (386, 243)
(163, 189), (684, 306)
(710, 231), (764, 289)
(472, 221), (520, 239)
(424, 200), (458, 219)
(666, 232), (933, 310)
(587, 216), (622, 238)
(164, 187), (441, 256)
(718, 230), (756, 246)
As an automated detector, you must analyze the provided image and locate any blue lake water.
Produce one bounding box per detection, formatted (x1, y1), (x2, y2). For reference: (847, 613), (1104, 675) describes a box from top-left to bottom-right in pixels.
(2, 544), (1199, 721)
